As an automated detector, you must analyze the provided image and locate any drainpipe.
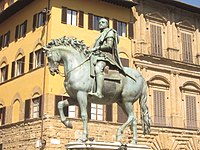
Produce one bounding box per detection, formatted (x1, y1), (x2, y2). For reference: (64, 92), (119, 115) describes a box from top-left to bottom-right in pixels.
(40, 0), (51, 149)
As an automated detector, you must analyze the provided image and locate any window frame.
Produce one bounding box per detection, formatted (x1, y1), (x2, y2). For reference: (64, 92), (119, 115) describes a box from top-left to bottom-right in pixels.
(0, 64), (8, 82)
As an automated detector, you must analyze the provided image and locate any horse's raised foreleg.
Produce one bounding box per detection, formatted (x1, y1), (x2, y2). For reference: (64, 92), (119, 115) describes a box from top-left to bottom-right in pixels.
(116, 101), (137, 144)
(77, 91), (88, 142)
(58, 100), (72, 128)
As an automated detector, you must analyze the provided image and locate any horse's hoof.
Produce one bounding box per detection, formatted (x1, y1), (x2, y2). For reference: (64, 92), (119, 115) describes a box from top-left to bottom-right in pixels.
(78, 137), (88, 142)
(62, 120), (73, 129)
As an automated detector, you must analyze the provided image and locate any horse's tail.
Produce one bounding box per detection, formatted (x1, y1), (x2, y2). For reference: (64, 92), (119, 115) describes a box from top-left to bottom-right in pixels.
(139, 80), (151, 135)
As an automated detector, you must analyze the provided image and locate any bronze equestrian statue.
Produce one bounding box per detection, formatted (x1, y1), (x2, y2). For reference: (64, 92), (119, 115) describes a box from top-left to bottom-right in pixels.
(43, 18), (150, 144)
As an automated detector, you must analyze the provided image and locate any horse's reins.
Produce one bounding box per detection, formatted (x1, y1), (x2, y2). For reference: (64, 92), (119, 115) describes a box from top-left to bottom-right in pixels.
(57, 52), (93, 77)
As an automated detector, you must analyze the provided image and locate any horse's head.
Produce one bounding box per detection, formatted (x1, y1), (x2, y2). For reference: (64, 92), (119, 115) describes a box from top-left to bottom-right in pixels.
(43, 46), (60, 76)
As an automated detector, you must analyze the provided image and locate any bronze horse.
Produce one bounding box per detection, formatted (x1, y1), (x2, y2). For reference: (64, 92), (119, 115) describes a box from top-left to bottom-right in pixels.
(43, 37), (150, 144)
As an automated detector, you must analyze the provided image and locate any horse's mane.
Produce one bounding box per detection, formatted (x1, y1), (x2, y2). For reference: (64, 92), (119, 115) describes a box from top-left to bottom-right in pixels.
(45, 36), (89, 52)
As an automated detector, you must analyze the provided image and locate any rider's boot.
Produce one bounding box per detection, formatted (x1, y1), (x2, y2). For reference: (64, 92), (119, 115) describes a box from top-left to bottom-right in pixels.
(89, 72), (104, 98)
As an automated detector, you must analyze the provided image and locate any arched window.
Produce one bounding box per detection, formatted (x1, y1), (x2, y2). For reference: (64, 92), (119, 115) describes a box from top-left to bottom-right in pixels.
(11, 52), (25, 78)
(0, 103), (6, 125)
(180, 81), (199, 129)
(0, 60), (8, 83)
(12, 100), (20, 123)
(147, 75), (170, 126)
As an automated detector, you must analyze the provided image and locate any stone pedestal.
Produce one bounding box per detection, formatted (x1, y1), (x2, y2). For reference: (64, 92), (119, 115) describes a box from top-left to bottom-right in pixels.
(66, 141), (150, 150)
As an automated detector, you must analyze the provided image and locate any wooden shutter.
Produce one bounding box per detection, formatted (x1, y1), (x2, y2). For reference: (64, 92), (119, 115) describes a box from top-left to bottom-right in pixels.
(61, 7), (67, 24)
(21, 56), (25, 74)
(23, 20), (27, 37)
(41, 50), (45, 65)
(42, 10), (46, 25)
(153, 90), (165, 126)
(113, 19), (117, 31)
(88, 13), (93, 30)
(6, 31), (10, 47)
(15, 25), (19, 41)
(120, 58), (129, 67)
(24, 99), (31, 120)
(181, 33), (193, 63)
(186, 95), (197, 128)
(0, 35), (3, 49)
(0, 107), (6, 125)
(150, 24), (162, 56)
(33, 13), (37, 31)
(117, 105), (127, 123)
(106, 104), (112, 121)
(39, 96), (43, 118)
(5, 65), (8, 81)
(55, 96), (61, 116)
(78, 11), (84, 28)
(87, 102), (91, 119)
(128, 22), (133, 39)
(29, 52), (33, 70)
(11, 61), (15, 78)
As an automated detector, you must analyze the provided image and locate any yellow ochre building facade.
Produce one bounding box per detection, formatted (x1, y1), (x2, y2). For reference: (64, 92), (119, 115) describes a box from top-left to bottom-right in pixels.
(0, 0), (200, 149)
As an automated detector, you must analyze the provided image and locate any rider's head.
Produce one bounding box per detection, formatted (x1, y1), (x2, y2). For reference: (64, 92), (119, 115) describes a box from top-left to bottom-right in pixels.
(99, 18), (108, 31)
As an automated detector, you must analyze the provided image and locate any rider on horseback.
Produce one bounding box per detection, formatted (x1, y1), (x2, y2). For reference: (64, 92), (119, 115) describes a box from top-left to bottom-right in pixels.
(88, 18), (124, 98)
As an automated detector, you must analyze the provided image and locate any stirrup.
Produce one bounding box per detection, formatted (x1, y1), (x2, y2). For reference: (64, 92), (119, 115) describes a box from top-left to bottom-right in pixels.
(88, 92), (104, 99)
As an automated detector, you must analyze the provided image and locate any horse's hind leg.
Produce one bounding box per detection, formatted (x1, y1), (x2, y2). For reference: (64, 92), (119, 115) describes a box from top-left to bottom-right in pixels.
(116, 101), (137, 144)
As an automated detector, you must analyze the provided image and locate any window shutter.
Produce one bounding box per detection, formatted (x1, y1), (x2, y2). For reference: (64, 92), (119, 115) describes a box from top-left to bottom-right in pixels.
(1, 107), (6, 125)
(24, 99), (31, 120)
(11, 61), (15, 78)
(113, 19), (117, 31)
(23, 20), (27, 37)
(6, 31), (10, 47)
(120, 58), (129, 67)
(88, 13), (93, 30)
(78, 10), (84, 28)
(0, 35), (3, 49)
(61, 7), (67, 24)
(106, 104), (112, 121)
(87, 102), (91, 119)
(186, 95), (197, 128)
(117, 105), (127, 123)
(41, 50), (45, 65)
(15, 25), (19, 41)
(43, 10), (46, 25)
(33, 13), (37, 31)
(39, 96), (43, 118)
(5, 65), (8, 81)
(29, 52), (33, 70)
(128, 22), (133, 39)
(21, 56), (25, 74)
(54, 95), (62, 116)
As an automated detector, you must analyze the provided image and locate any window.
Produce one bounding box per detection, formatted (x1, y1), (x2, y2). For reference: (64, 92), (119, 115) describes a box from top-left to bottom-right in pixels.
(0, 65), (8, 82)
(120, 58), (129, 67)
(32, 97), (41, 118)
(29, 49), (45, 70)
(24, 96), (42, 120)
(0, 143), (2, 150)
(62, 7), (82, 27)
(93, 15), (102, 31)
(181, 32), (193, 63)
(15, 20), (27, 40)
(11, 56), (25, 78)
(33, 10), (46, 30)
(55, 95), (76, 118)
(150, 24), (162, 56)
(153, 90), (166, 126)
(91, 103), (104, 121)
(0, 106), (6, 125)
(117, 105), (127, 123)
(0, 31), (10, 49)
(113, 20), (127, 37)
(88, 14), (107, 30)
(186, 95), (197, 129)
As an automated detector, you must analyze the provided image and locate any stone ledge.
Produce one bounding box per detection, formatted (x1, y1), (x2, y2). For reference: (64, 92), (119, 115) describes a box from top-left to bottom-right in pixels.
(66, 141), (150, 150)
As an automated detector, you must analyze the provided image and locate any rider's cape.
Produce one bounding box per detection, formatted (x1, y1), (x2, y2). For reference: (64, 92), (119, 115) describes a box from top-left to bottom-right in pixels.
(90, 28), (124, 76)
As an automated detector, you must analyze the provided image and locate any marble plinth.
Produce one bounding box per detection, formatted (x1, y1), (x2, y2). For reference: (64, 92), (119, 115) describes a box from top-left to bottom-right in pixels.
(66, 141), (150, 150)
